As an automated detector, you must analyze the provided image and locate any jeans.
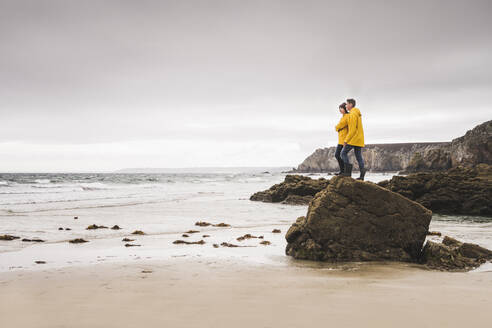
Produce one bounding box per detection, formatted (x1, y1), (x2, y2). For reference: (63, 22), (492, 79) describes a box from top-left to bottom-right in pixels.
(334, 144), (344, 171)
(341, 144), (365, 169)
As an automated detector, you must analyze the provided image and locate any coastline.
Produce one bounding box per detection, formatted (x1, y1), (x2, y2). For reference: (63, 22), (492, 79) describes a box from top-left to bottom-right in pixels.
(1, 258), (491, 328)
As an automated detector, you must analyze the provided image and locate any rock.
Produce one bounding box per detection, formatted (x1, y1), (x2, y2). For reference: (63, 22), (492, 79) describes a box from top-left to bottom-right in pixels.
(422, 236), (492, 271)
(74, 216), (78, 220)
(202, 234), (210, 238)
(173, 240), (205, 245)
(141, 270), (153, 273)
(272, 229), (281, 233)
(213, 244), (219, 248)
(182, 234), (189, 237)
(124, 243), (141, 247)
(58, 227), (64, 230)
(220, 242), (241, 247)
(260, 240), (271, 245)
(292, 120), (491, 173)
(236, 234), (259, 241)
(132, 230), (145, 235)
(35, 261), (46, 264)
(122, 238), (135, 242)
(69, 238), (88, 244)
(285, 176), (432, 262)
(0, 234), (20, 241)
(195, 221), (212, 227)
(86, 224), (108, 230)
(427, 231), (442, 236)
(378, 164), (492, 216)
(21, 238), (45, 242)
(65, 228), (71, 231)
(250, 175), (330, 204)
(185, 230), (200, 234)
(213, 223), (230, 227)
(111, 225), (121, 230)
(293, 143), (448, 172)
(404, 120), (492, 173)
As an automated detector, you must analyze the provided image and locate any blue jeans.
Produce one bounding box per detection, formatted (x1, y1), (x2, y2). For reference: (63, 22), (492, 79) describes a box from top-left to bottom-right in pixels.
(334, 144), (344, 171)
(341, 144), (365, 169)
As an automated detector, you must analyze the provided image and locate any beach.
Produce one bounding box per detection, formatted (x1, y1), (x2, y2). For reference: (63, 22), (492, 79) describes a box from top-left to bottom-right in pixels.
(1, 170), (491, 327)
(1, 258), (492, 328)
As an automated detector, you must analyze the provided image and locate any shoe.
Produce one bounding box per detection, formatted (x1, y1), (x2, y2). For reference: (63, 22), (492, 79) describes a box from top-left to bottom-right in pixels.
(342, 164), (353, 177)
(335, 159), (344, 175)
(356, 168), (367, 181)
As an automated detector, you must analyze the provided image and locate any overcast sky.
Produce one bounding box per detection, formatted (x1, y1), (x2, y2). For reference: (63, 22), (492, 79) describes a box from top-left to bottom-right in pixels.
(1, 0), (491, 172)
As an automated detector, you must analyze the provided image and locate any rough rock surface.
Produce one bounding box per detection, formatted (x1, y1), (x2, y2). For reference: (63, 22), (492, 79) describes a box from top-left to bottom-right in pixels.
(404, 120), (492, 173)
(422, 236), (492, 271)
(293, 142), (447, 172)
(250, 175), (330, 205)
(285, 176), (432, 262)
(293, 120), (491, 173)
(378, 164), (492, 216)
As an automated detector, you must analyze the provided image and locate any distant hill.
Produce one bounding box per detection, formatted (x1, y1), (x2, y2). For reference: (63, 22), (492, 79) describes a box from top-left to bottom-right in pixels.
(292, 120), (492, 173)
(114, 167), (292, 174)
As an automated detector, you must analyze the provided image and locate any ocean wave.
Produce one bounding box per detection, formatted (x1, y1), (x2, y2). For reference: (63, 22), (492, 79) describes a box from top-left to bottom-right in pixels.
(0, 180), (9, 187)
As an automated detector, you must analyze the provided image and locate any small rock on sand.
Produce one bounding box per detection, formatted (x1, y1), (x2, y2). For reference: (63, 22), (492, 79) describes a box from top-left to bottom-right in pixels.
(69, 238), (88, 244)
(141, 270), (153, 274)
(122, 238), (135, 242)
(111, 225), (121, 230)
(236, 234), (259, 241)
(125, 243), (141, 247)
(74, 216), (78, 220)
(22, 238), (45, 242)
(260, 240), (271, 245)
(427, 231), (442, 236)
(182, 234), (189, 237)
(202, 234), (210, 238)
(35, 261), (46, 264)
(173, 239), (205, 245)
(132, 230), (145, 235)
(87, 224), (108, 230)
(214, 223), (230, 227)
(195, 221), (212, 227)
(58, 227), (64, 230)
(272, 229), (281, 233)
(0, 234), (20, 241)
(213, 244), (219, 248)
(185, 230), (200, 234)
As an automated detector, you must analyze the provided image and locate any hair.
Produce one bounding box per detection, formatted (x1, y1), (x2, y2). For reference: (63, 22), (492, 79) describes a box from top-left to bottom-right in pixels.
(339, 102), (348, 113)
(346, 98), (356, 107)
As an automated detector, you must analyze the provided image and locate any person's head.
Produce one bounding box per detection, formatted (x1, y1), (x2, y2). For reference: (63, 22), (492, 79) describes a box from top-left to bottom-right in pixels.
(339, 102), (348, 114)
(346, 98), (356, 110)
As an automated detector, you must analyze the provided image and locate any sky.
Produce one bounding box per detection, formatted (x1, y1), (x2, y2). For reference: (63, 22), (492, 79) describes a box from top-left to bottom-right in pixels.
(1, 0), (491, 172)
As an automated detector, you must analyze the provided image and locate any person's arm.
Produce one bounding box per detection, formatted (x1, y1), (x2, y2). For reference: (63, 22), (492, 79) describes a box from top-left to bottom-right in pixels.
(335, 115), (348, 132)
(344, 113), (357, 144)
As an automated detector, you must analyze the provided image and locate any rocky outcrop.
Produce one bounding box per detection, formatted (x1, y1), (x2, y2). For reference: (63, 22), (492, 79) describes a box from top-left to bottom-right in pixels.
(250, 175), (330, 205)
(403, 120), (492, 173)
(422, 236), (492, 271)
(294, 142), (448, 172)
(293, 120), (491, 173)
(378, 164), (492, 216)
(285, 176), (432, 262)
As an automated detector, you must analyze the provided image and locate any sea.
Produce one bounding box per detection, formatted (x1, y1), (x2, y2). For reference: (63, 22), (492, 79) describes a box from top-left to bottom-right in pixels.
(1, 168), (491, 272)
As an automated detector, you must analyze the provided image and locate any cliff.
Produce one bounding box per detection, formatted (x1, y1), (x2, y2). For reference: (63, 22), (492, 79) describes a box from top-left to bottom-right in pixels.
(292, 120), (491, 173)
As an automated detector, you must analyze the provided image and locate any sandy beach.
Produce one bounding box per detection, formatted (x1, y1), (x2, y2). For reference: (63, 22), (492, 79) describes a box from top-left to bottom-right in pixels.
(1, 258), (491, 328)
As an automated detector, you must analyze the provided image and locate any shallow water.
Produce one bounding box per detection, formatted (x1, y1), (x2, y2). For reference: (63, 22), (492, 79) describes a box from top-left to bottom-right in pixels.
(0, 170), (490, 272)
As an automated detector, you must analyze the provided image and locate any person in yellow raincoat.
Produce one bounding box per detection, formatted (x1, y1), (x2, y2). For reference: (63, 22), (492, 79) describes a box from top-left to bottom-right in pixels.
(334, 102), (349, 175)
(341, 98), (367, 180)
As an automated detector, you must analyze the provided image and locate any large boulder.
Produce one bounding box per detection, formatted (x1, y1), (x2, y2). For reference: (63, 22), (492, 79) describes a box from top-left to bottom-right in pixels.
(422, 236), (492, 271)
(285, 176), (432, 262)
(378, 164), (492, 216)
(250, 175), (330, 205)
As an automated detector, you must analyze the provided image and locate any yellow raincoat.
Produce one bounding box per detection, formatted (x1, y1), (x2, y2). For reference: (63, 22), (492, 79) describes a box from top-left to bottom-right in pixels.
(335, 114), (349, 145)
(344, 107), (365, 147)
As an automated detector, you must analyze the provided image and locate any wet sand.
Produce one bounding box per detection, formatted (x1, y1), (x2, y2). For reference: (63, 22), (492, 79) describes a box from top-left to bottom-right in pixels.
(1, 259), (491, 328)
